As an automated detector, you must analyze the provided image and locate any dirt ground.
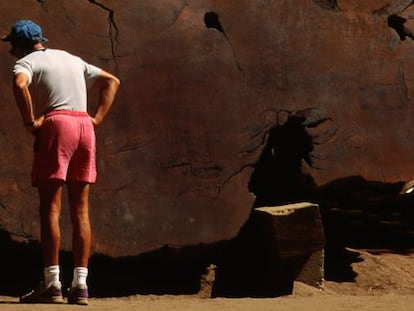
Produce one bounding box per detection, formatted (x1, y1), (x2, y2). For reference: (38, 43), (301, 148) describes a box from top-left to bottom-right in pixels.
(1, 248), (414, 311)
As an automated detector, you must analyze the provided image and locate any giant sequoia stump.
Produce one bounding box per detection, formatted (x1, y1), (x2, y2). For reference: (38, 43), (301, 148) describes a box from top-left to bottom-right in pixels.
(1, 0), (414, 259)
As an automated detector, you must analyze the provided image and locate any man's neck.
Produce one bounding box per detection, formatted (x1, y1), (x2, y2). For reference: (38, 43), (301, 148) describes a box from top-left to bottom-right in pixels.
(33, 43), (46, 51)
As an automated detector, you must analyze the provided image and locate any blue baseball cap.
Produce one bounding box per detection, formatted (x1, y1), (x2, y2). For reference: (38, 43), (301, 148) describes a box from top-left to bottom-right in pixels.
(2, 20), (48, 44)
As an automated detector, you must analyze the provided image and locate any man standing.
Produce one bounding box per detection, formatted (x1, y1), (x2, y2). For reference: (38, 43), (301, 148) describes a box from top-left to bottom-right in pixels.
(2, 20), (120, 305)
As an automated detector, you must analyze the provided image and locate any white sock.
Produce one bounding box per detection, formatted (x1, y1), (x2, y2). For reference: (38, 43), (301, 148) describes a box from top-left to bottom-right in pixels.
(72, 267), (88, 287)
(44, 265), (60, 287)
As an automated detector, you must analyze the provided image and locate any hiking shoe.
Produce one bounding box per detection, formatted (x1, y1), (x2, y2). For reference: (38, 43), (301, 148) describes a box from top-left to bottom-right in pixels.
(68, 284), (89, 305)
(20, 281), (64, 304)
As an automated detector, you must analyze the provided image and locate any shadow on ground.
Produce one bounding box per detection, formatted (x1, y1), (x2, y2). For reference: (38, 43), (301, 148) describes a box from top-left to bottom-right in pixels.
(1, 175), (413, 298)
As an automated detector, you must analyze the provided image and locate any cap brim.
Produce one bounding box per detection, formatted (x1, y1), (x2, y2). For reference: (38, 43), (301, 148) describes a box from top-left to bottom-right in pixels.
(1, 35), (48, 43)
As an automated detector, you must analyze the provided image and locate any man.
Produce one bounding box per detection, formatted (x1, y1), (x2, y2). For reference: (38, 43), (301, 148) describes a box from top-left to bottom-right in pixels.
(2, 20), (120, 305)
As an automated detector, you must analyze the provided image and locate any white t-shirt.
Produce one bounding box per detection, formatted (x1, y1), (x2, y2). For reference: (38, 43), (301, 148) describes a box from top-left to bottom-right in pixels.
(13, 48), (102, 115)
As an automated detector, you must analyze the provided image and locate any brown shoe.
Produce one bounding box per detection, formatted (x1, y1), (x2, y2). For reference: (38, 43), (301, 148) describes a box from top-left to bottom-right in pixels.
(20, 281), (64, 304)
(68, 284), (89, 305)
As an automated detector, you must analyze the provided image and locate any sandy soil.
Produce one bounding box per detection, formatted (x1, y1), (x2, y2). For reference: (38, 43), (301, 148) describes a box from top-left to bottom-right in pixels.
(1, 248), (414, 311)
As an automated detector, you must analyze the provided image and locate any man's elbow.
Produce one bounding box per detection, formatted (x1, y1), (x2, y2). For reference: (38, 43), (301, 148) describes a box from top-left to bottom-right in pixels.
(96, 72), (120, 91)
(111, 76), (120, 90)
(106, 76), (120, 95)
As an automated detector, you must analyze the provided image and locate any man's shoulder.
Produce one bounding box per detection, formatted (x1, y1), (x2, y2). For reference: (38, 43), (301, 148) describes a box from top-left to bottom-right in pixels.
(43, 48), (85, 63)
(46, 48), (72, 56)
(19, 48), (69, 60)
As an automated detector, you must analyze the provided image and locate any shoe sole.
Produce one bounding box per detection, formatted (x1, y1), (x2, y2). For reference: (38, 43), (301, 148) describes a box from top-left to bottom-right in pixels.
(68, 297), (89, 305)
(20, 296), (64, 304)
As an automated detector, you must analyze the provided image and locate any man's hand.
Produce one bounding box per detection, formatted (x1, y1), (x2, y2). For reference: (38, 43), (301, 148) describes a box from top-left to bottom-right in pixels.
(89, 116), (99, 127)
(25, 115), (44, 136)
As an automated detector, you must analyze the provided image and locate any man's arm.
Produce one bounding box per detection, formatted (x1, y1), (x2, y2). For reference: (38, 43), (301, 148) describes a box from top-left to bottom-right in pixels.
(12, 72), (35, 126)
(90, 70), (120, 126)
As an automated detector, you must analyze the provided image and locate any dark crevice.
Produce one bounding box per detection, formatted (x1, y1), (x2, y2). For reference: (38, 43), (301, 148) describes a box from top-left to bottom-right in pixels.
(313, 0), (341, 11)
(88, 0), (120, 73)
(204, 12), (224, 33)
(375, 1), (414, 41)
(204, 11), (243, 72)
(387, 14), (414, 40)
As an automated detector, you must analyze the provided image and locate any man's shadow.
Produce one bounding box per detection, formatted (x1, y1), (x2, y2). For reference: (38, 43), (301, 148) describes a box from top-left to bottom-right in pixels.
(246, 108), (414, 283)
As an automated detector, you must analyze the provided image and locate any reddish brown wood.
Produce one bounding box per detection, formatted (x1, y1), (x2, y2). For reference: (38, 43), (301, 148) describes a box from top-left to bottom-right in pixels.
(0, 0), (414, 257)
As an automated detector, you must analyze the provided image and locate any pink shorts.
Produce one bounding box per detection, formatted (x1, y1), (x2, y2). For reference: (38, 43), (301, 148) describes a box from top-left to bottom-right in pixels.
(32, 110), (97, 187)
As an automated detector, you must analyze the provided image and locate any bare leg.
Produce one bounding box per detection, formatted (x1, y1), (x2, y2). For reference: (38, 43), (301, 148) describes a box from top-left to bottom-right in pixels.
(68, 182), (91, 267)
(38, 179), (64, 267)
